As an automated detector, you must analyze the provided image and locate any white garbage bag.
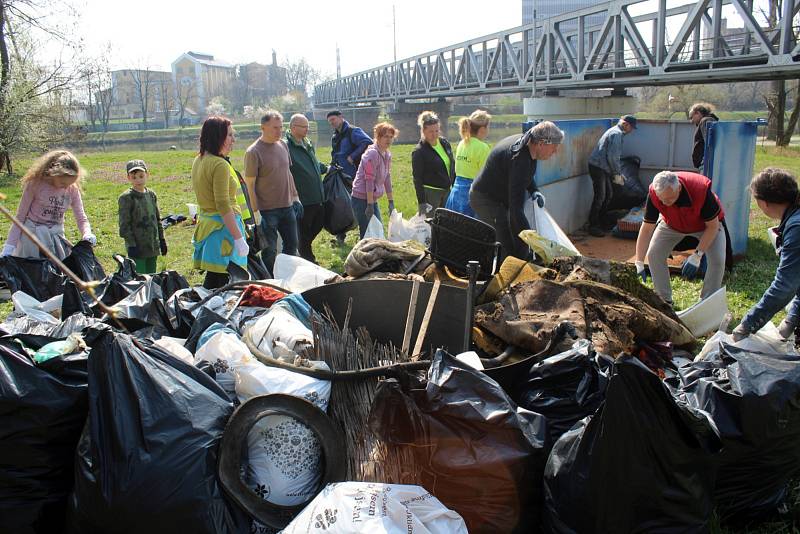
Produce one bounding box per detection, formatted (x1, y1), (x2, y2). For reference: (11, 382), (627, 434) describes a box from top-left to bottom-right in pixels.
(194, 331), (257, 398)
(524, 200), (580, 255)
(364, 215), (385, 240)
(243, 307), (313, 358)
(273, 254), (338, 293)
(153, 336), (194, 364)
(282, 482), (468, 534)
(695, 321), (798, 362)
(235, 361), (332, 507)
(388, 210), (431, 247)
(11, 291), (62, 325)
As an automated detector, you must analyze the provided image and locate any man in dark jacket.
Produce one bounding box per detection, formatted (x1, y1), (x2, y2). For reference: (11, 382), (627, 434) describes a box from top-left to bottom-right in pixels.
(327, 110), (372, 244)
(689, 103), (719, 174)
(327, 110), (372, 179)
(286, 114), (326, 264)
(469, 121), (564, 261)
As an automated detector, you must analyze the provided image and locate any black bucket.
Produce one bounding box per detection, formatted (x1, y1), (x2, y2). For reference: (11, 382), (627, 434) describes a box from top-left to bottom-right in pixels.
(302, 279), (467, 357)
(302, 279), (543, 393)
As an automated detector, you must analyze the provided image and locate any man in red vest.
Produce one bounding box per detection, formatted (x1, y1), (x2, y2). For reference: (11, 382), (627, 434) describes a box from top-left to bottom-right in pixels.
(634, 170), (726, 306)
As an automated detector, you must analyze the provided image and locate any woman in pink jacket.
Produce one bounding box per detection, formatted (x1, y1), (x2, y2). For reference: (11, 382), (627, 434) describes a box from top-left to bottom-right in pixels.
(350, 122), (398, 238)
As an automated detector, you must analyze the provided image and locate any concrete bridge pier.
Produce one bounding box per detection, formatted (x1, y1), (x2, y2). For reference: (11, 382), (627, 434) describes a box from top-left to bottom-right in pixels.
(523, 95), (637, 122)
(387, 100), (453, 144)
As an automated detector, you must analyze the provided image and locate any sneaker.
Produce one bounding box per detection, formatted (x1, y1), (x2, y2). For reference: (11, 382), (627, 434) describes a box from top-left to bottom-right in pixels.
(588, 226), (606, 237)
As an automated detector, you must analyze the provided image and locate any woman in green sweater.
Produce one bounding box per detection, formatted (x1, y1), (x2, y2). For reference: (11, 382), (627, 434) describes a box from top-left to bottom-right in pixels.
(191, 116), (249, 289)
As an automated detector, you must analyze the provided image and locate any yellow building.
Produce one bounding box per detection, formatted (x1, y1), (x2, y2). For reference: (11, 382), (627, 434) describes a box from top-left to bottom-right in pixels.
(109, 69), (174, 119)
(171, 51), (236, 115)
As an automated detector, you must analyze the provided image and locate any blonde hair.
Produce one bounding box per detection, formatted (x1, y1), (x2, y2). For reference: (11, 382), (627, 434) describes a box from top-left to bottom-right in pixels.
(21, 150), (83, 190)
(416, 111), (439, 134)
(459, 110), (492, 141)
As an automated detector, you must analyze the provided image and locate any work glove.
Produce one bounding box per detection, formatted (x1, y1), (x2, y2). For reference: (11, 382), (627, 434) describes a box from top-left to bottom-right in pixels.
(635, 260), (649, 283)
(388, 200), (395, 213)
(127, 246), (141, 258)
(160, 238), (168, 256)
(681, 250), (704, 280)
(292, 200), (304, 220)
(233, 236), (249, 257)
(1, 243), (15, 257)
(731, 323), (750, 342)
(613, 174), (625, 186)
(365, 203), (375, 219)
(83, 233), (97, 246)
(253, 210), (262, 225)
(532, 191), (546, 208)
(778, 318), (797, 340)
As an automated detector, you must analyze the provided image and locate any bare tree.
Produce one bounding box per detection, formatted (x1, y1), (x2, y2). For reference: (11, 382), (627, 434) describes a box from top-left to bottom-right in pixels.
(175, 77), (195, 129)
(0, 0), (80, 174)
(155, 76), (173, 129)
(283, 56), (320, 96)
(130, 64), (156, 129)
(760, 0), (799, 145)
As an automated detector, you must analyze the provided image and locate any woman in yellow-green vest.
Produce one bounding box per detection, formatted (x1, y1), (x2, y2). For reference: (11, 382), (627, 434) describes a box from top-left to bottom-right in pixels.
(411, 111), (455, 216)
(191, 116), (249, 289)
(445, 110), (492, 219)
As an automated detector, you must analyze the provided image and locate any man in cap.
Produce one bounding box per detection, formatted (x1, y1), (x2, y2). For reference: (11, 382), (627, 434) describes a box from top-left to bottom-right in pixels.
(586, 115), (638, 236)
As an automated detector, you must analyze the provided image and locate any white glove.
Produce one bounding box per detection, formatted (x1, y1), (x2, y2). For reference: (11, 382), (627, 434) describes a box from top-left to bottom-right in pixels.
(1, 243), (15, 257)
(253, 210), (262, 225)
(233, 236), (249, 257)
(83, 233), (97, 246)
(613, 174), (625, 186)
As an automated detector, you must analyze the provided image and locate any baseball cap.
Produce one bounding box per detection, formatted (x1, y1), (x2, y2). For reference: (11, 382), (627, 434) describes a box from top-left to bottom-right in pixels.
(126, 159), (148, 173)
(622, 115), (638, 129)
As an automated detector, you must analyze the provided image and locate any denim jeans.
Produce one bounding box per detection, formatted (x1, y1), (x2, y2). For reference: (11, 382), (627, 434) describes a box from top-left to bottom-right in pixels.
(259, 206), (298, 273)
(588, 163), (613, 228)
(350, 196), (381, 238)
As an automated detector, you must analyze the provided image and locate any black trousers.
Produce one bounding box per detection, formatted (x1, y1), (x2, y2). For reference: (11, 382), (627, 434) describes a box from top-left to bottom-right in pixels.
(588, 163), (613, 228)
(298, 203), (325, 264)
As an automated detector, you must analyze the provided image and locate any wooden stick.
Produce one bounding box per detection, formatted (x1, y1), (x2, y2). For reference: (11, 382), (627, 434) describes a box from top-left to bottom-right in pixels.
(401, 279), (420, 355)
(412, 276), (440, 361)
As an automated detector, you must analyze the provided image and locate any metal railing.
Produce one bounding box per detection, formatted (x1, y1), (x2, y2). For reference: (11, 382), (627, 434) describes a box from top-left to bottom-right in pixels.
(314, 0), (800, 106)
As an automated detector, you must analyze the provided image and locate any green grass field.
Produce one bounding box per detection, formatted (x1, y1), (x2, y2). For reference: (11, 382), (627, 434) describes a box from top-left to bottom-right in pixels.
(0, 143), (799, 532)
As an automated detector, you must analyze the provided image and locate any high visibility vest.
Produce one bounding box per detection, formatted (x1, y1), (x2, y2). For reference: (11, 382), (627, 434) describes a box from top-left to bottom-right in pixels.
(229, 163), (253, 224)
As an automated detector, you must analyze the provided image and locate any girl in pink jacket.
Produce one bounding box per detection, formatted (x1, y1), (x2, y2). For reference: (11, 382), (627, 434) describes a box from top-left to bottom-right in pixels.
(1, 150), (96, 259)
(350, 122), (398, 238)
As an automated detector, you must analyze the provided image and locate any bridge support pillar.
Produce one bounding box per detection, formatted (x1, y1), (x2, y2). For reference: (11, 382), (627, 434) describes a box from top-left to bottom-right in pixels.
(523, 95), (636, 121)
(387, 100), (453, 144)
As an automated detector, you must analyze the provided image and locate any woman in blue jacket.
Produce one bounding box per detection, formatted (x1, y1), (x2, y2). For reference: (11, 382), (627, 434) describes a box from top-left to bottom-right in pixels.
(733, 168), (800, 341)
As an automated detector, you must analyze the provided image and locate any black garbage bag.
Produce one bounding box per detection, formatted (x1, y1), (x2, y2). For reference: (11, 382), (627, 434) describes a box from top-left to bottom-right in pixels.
(149, 270), (190, 301)
(516, 339), (611, 452)
(165, 287), (202, 338)
(62, 240), (106, 284)
(61, 279), (94, 319)
(673, 343), (800, 522)
(96, 254), (144, 307)
(369, 349), (548, 534)
(543, 355), (721, 534)
(109, 277), (173, 334)
(0, 336), (88, 534)
(322, 167), (356, 235)
(0, 256), (65, 301)
(67, 326), (249, 534)
(0, 310), (100, 337)
(608, 156), (647, 211)
(246, 248), (270, 280)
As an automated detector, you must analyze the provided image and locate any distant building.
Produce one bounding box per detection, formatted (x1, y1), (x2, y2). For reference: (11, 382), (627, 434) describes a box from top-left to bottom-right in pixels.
(239, 50), (288, 105)
(108, 69), (174, 119)
(171, 51), (237, 114)
(522, 0), (599, 24)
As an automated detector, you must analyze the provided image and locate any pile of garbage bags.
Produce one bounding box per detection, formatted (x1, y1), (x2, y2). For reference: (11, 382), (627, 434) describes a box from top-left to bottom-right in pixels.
(3, 241), (800, 534)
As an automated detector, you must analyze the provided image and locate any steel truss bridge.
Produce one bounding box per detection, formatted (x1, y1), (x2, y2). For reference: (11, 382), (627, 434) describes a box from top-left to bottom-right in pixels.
(313, 0), (800, 106)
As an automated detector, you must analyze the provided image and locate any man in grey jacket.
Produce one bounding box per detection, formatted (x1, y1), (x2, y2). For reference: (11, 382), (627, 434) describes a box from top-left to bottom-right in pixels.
(587, 115), (637, 236)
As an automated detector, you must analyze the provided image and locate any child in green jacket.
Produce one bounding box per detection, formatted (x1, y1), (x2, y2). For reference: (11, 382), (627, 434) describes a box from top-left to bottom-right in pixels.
(118, 159), (167, 274)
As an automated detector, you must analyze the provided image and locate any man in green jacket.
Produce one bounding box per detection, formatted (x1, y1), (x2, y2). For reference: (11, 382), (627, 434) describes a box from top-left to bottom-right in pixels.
(286, 114), (327, 263)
